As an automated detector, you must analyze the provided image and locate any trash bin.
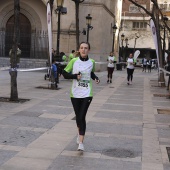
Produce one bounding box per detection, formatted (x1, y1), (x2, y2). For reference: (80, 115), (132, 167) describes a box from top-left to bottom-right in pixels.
(116, 63), (122, 70)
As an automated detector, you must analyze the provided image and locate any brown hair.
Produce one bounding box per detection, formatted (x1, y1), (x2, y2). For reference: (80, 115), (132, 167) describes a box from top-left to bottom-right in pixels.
(79, 42), (91, 50)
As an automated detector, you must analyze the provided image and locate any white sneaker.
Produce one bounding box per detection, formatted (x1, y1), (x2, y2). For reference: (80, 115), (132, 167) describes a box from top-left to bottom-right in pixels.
(130, 81), (132, 85)
(76, 135), (80, 145)
(77, 143), (84, 151)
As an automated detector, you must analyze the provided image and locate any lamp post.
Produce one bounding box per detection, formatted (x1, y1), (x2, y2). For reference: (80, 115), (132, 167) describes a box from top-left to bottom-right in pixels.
(86, 14), (92, 43)
(125, 38), (128, 61)
(112, 24), (117, 52)
(71, 0), (84, 50)
(56, 0), (64, 60)
(121, 33), (125, 61)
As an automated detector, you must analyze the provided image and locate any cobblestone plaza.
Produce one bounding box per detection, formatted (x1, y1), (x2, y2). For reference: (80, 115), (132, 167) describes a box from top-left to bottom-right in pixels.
(0, 68), (170, 170)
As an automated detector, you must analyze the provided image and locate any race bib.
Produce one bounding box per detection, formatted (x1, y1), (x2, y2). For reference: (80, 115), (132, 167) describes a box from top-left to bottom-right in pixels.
(76, 72), (90, 89)
(77, 81), (89, 88)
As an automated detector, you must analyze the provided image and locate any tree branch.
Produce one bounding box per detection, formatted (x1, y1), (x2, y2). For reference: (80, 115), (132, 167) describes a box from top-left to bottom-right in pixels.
(128, 0), (153, 17)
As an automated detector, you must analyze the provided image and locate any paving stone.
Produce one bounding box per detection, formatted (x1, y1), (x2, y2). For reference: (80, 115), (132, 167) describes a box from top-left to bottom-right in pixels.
(153, 101), (170, 107)
(101, 103), (143, 112)
(0, 115), (60, 129)
(109, 94), (144, 100)
(107, 98), (143, 105)
(0, 102), (19, 111)
(40, 98), (72, 107)
(87, 122), (142, 136)
(15, 111), (43, 117)
(65, 135), (142, 156)
(0, 127), (44, 147)
(94, 110), (143, 121)
(48, 156), (141, 170)
(114, 90), (143, 95)
(163, 164), (170, 170)
(0, 150), (18, 166)
(157, 126), (170, 138)
(155, 114), (170, 124)
(1, 156), (52, 170)
(23, 105), (73, 115)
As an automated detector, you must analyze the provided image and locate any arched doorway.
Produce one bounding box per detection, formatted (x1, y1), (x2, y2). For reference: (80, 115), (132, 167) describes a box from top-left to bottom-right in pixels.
(5, 13), (31, 58)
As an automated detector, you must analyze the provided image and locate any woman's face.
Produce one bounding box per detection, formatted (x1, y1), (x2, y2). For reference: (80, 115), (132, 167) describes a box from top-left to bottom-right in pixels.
(129, 54), (133, 58)
(79, 43), (90, 58)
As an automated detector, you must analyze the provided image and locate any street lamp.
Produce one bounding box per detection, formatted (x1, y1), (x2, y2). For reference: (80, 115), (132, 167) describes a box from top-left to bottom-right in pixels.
(71, 0), (84, 50)
(121, 33), (125, 61)
(56, 0), (64, 61)
(125, 38), (128, 47)
(86, 14), (93, 43)
(112, 24), (117, 52)
(125, 38), (128, 60)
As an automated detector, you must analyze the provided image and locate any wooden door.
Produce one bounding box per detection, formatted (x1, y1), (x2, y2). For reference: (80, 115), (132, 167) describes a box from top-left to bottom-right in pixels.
(5, 13), (31, 58)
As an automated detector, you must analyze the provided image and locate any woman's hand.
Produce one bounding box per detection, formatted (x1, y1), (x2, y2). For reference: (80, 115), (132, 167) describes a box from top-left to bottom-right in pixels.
(95, 78), (100, 84)
(77, 72), (81, 80)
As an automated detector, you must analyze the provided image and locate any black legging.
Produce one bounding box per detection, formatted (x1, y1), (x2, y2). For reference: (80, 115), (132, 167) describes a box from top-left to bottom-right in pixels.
(107, 67), (114, 79)
(71, 97), (92, 135)
(127, 68), (134, 81)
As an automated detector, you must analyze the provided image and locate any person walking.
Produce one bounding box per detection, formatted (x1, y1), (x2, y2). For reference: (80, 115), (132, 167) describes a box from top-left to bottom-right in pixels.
(142, 56), (147, 72)
(51, 59), (58, 88)
(107, 52), (116, 83)
(9, 44), (21, 68)
(68, 50), (75, 62)
(127, 53), (136, 85)
(63, 42), (100, 151)
(147, 58), (152, 73)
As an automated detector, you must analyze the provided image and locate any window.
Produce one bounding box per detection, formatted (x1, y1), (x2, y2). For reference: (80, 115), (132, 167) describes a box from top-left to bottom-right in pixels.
(159, 3), (170, 11)
(132, 22), (147, 29)
(129, 4), (146, 13)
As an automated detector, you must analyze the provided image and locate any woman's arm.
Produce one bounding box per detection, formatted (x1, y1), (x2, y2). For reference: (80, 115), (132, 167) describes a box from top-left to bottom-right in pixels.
(91, 72), (98, 80)
(62, 70), (78, 79)
(91, 72), (100, 84)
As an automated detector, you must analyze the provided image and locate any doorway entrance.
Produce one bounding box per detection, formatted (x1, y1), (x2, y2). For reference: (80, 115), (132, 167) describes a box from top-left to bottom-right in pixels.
(5, 13), (31, 58)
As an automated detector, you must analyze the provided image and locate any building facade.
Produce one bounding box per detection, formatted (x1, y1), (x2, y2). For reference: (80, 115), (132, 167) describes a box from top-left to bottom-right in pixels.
(0, 0), (122, 70)
(121, 0), (170, 63)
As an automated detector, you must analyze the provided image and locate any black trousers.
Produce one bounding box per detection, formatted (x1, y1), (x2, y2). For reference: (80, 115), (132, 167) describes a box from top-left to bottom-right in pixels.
(107, 67), (114, 79)
(148, 65), (151, 72)
(143, 65), (147, 72)
(71, 97), (92, 135)
(127, 68), (134, 81)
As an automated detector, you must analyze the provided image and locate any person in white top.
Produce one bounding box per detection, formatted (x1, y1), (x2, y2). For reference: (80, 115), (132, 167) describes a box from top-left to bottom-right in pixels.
(107, 52), (116, 83)
(63, 42), (100, 151)
(126, 53), (136, 85)
(142, 57), (147, 72)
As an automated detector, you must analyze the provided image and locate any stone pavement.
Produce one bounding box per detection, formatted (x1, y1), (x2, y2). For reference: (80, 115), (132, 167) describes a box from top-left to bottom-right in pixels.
(0, 68), (170, 170)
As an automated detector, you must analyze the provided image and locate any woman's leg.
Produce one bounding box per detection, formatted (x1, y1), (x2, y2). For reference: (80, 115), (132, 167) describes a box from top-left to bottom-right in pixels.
(127, 68), (130, 82)
(110, 67), (114, 81)
(78, 97), (92, 143)
(107, 67), (111, 82)
(71, 98), (82, 131)
(130, 69), (134, 82)
(71, 97), (92, 143)
(107, 67), (110, 82)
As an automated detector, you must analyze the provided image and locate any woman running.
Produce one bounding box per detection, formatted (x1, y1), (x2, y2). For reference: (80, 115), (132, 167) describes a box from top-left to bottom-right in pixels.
(63, 42), (100, 151)
(107, 52), (116, 83)
(126, 53), (136, 85)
